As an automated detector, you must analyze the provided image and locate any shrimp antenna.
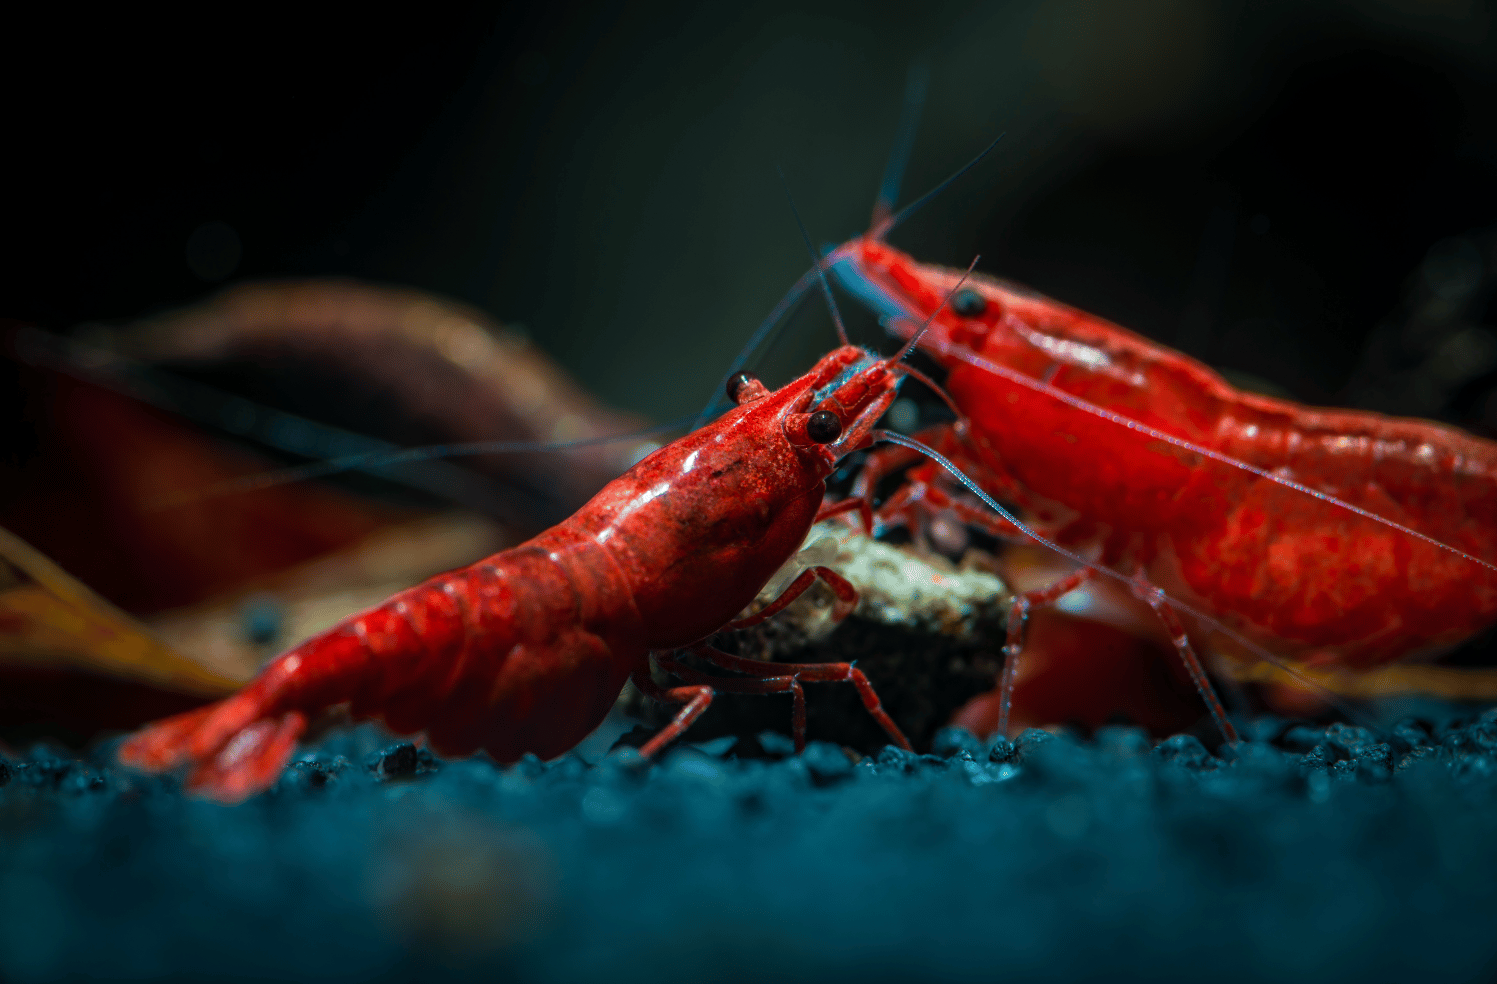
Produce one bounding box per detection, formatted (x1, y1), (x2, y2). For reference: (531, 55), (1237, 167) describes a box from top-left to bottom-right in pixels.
(697, 108), (997, 428)
(147, 419), (693, 510)
(870, 59), (930, 232)
(695, 168), (854, 431)
(873, 131), (1006, 242)
(869, 428), (1376, 742)
(694, 266), (821, 431)
(881, 255), (980, 422)
(940, 342), (1497, 579)
(777, 165), (850, 346)
(887, 254), (980, 365)
(11, 326), (688, 510)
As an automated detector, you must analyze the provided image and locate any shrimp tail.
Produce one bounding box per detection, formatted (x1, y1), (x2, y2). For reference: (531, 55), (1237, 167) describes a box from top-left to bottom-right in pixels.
(118, 613), (381, 802)
(118, 701), (309, 803)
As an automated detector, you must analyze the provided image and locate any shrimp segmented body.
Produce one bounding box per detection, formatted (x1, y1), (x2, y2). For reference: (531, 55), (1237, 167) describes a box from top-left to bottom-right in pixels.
(828, 224), (1497, 730)
(119, 345), (913, 802)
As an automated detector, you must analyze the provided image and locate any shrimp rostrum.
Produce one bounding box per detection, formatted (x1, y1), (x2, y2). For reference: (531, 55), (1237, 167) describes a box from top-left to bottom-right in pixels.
(119, 346), (913, 802)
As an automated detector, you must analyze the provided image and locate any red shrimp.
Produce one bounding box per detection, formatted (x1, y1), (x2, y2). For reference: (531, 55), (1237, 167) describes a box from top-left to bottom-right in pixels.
(117, 345), (915, 802)
(825, 219), (1497, 739)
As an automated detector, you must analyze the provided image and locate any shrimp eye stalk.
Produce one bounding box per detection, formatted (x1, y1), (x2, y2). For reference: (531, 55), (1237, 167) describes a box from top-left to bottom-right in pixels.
(728, 371), (770, 405)
(951, 289), (987, 318)
(783, 410), (844, 446)
(807, 410), (842, 443)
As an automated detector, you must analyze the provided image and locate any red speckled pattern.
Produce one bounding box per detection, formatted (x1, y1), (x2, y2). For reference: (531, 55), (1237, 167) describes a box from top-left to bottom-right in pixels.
(118, 346), (901, 801)
(847, 237), (1497, 669)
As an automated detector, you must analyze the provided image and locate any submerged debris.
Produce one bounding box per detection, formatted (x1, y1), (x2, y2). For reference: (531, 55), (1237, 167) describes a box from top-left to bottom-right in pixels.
(619, 523), (1010, 754)
(744, 521), (1010, 643)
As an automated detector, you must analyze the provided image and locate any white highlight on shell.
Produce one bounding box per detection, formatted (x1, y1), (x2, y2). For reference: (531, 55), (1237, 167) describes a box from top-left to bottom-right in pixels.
(597, 480), (672, 544)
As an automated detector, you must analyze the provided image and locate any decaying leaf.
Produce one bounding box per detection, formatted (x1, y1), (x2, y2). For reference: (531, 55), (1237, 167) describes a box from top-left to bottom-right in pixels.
(95, 279), (655, 529)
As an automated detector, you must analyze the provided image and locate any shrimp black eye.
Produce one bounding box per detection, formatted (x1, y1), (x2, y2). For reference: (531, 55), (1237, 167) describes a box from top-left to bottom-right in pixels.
(807, 410), (842, 444)
(951, 289), (987, 318)
(727, 371), (759, 403)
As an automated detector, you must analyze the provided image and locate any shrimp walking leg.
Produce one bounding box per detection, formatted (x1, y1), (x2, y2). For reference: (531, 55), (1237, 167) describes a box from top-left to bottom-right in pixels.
(629, 670), (716, 760)
(725, 566), (859, 629)
(683, 643), (911, 752)
(1129, 574), (1239, 744)
(654, 652), (808, 749)
(997, 569), (1095, 737)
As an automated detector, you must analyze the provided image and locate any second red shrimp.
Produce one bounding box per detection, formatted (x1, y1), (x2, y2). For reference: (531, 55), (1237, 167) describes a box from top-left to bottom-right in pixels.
(118, 344), (916, 802)
(824, 194), (1497, 735)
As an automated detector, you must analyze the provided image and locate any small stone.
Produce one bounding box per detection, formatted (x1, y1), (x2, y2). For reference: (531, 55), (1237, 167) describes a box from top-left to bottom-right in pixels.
(1388, 719), (1432, 756)
(802, 742), (854, 786)
(1473, 708), (1497, 752)
(1355, 744), (1394, 782)
(878, 745), (917, 771)
(756, 731), (797, 759)
(930, 727), (982, 759)
(1154, 734), (1214, 770)
(1324, 723), (1377, 759)
(1280, 726), (1327, 754)
(1094, 725), (1151, 760)
(687, 736), (738, 758)
(367, 743), (419, 779)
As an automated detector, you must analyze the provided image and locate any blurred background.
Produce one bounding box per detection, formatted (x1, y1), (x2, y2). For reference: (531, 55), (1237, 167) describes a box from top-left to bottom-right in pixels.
(5, 0), (1496, 423)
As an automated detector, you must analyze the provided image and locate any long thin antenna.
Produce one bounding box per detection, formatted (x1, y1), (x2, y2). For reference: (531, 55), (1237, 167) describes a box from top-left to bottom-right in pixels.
(871, 60), (930, 232)
(693, 265), (820, 430)
(873, 131), (1005, 241)
(12, 326), (687, 511)
(777, 165), (850, 346)
(887, 255), (979, 365)
(924, 337), (1497, 578)
(148, 418), (692, 510)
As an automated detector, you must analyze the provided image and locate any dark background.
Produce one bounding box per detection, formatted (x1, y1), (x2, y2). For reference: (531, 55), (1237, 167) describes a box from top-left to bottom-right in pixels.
(6, 0), (1497, 427)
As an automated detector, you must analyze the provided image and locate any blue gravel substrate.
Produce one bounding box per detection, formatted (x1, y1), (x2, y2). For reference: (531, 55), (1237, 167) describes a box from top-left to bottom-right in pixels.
(3, 712), (1497, 983)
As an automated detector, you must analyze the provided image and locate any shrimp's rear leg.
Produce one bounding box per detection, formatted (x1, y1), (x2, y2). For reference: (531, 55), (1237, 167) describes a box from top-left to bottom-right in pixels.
(1129, 573), (1239, 745)
(630, 659), (811, 758)
(682, 643), (911, 753)
(995, 568), (1095, 738)
(955, 495), (1241, 746)
(185, 711), (308, 803)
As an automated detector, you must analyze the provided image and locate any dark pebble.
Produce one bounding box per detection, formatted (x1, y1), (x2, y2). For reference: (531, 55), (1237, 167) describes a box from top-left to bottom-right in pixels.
(365, 742), (440, 781)
(801, 742), (853, 786)
(1094, 725), (1152, 760)
(1153, 733), (1215, 770)
(1389, 718), (1432, 756)
(1281, 725), (1330, 755)
(878, 744), (917, 771)
(1474, 708), (1497, 752)
(930, 727), (982, 759)
(755, 731), (797, 759)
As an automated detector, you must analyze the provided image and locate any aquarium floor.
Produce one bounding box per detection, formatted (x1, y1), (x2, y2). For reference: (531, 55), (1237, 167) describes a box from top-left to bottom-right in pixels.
(3, 712), (1497, 983)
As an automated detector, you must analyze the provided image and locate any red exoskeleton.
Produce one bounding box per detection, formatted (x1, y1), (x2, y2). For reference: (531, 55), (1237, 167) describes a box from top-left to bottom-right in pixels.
(119, 344), (923, 802)
(819, 164), (1497, 741)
